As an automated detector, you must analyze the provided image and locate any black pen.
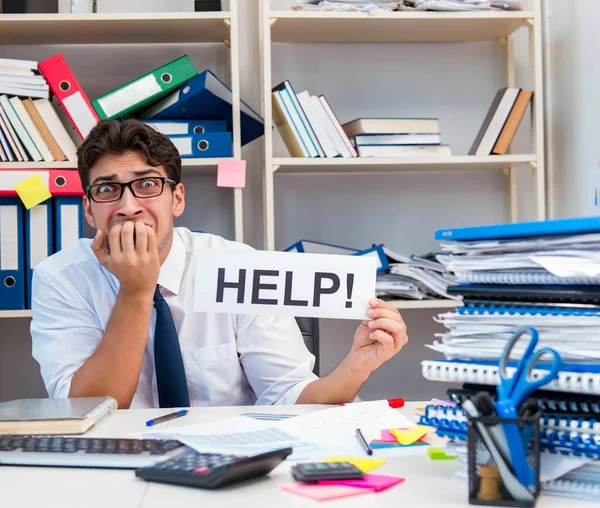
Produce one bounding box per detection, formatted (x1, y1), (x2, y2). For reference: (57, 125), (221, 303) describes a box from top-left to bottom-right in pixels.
(355, 428), (373, 456)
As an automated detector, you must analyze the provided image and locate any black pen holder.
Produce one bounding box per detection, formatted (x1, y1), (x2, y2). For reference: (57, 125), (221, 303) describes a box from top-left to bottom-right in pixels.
(467, 413), (541, 508)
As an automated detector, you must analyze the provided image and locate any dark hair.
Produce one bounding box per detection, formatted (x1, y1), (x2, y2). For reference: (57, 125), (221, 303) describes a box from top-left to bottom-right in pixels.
(77, 119), (182, 188)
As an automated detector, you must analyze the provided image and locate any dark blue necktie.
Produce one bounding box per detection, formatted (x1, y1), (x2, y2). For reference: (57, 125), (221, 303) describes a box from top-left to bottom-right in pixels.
(153, 285), (190, 408)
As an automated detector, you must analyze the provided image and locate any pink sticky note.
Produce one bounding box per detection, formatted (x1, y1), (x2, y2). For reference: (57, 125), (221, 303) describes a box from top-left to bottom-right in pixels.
(381, 428), (427, 443)
(318, 474), (405, 493)
(282, 482), (372, 501)
(217, 159), (246, 188)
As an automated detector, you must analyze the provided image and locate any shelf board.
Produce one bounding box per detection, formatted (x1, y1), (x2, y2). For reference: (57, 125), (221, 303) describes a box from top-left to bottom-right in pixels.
(389, 299), (460, 310)
(0, 302), (458, 318)
(0, 310), (32, 318)
(270, 10), (534, 43)
(0, 158), (227, 176)
(272, 155), (536, 174)
(0, 12), (231, 45)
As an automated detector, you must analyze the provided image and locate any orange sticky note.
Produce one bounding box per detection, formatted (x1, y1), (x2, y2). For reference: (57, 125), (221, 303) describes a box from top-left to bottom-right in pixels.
(217, 159), (246, 188)
(390, 425), (432, 445)
(14, 174), (52, 209)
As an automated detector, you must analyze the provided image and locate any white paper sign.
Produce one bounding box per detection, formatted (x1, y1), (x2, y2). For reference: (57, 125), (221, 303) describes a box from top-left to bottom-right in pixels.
(193, 249), (377, 319)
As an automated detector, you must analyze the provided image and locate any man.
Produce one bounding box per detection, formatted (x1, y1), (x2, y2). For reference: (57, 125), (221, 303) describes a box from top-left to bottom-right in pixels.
(31, 119), (408, 409)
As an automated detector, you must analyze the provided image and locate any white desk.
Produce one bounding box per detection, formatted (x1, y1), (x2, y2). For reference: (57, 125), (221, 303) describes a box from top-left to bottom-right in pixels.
(0, 403), (590, 508)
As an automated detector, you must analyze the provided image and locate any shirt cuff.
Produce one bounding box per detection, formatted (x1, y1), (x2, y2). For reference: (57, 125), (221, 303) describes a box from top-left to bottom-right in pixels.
(272, 375), (318, 405)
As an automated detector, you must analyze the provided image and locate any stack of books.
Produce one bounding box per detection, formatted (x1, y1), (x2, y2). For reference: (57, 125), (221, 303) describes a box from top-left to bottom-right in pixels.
(342, 117), (450, 158)
(0, 58), (49, 100)
(0, 57), (79, 163)
(419, 215), (600, 503)
(271, 79), (450, 159)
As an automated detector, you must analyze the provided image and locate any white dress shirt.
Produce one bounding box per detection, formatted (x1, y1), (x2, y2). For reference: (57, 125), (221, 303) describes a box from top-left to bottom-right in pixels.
(30, 228), (318, 408)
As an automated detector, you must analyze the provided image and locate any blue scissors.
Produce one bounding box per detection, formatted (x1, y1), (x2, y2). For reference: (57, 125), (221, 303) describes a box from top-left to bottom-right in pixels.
(495, 327), (562, 488)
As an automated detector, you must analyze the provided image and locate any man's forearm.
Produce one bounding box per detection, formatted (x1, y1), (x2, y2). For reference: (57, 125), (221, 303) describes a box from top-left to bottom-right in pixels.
(69, 290), (153, 408)
(296, 355), (369, 404)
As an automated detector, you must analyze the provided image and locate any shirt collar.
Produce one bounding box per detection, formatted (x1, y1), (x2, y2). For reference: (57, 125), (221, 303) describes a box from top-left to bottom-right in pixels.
(157, 229), (186, 296)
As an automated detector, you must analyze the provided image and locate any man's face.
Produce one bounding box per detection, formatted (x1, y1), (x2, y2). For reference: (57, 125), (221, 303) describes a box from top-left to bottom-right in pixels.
(83, 150), (185, 263)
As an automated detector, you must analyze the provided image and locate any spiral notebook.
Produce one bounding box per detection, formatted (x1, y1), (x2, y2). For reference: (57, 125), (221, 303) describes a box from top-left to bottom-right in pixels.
(420, 404), (600, 459)
(458, 305), (600, 317)
(447, 284), (600, 305)
(543, 477), (600, 502)
(446, 386), (600, 416)
(543, 462), (600, 502)
(455, 271), (600, 286)
(421, 359), (600, 395)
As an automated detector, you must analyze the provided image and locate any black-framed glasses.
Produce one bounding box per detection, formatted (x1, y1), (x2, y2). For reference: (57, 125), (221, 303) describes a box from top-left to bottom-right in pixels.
(86, 177), (176, 203)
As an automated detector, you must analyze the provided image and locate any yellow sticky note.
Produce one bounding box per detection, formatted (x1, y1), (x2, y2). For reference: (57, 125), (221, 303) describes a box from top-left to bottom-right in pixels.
(14, 174), (51, 209)
(391, 425), (432, 445)
(323, 456), (386, 473)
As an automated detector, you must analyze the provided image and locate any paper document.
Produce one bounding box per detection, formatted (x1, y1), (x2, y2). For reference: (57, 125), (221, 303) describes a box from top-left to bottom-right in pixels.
(143, 415), (321, 459)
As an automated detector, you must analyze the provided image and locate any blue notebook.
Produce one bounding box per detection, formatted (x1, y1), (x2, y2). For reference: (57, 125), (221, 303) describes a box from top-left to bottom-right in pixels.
(435, 215), (600, 242)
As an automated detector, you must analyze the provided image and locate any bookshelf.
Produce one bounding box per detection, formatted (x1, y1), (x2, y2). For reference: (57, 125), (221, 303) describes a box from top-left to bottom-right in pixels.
(259, 1), (546, 311)
(0, 5), (245, 243)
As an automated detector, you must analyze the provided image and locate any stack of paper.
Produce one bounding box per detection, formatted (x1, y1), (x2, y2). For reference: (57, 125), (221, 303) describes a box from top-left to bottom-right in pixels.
(143, 401), (424, 461)
(421, 215), (600, 503)
(380, 246), (459, 300)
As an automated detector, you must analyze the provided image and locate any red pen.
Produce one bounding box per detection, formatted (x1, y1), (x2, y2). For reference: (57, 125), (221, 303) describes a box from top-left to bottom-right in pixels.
(341, 398), (405, 408)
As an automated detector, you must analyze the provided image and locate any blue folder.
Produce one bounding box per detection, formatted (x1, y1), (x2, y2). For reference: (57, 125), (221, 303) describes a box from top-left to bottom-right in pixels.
(0, 198), (25, 310)
(168, 132), (232, 158)
(284, 239), (360, 255)
(354, 244), (390, 273)
(435, 215), (600, 242)
(25, 201), (53, 309)
(53, 197), (83, 253)
(140, 70), (264, 146)
(142, 119), (227, 135)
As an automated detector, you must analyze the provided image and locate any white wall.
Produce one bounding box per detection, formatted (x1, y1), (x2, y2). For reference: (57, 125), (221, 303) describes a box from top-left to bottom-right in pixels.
(544, 0), (599, 219)
(0, 0), (544, 402)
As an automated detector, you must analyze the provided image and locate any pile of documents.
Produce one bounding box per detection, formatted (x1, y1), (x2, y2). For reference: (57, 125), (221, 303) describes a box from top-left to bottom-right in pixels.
(382, 247), (459, 300)
(419, 215), (600, 502)
(293, 1), (400, 12)
(284, 239), (458, 301)
(397, 0), (523, 10)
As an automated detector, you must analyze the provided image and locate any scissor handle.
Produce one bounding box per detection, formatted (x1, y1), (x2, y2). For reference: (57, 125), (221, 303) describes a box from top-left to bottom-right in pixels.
(516, 347), (562, 399)
(497, 327), (539, 399)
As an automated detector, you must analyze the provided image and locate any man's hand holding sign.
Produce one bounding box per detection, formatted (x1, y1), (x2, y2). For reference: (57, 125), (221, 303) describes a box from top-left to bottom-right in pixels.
(195, 248), (408, 404)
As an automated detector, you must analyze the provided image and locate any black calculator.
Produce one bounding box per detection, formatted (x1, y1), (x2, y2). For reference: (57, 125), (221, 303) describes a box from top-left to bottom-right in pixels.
(135, 447), (293, 489)
(291, 461), (365, 482)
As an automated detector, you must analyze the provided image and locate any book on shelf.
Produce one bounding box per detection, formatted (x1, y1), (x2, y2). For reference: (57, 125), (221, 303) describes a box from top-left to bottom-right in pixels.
(492, 89), (533, 155)
(356, 144), (452, 158)
(470, 86), (531, 156)
(342, 117), (440, 137)
(354, 133), (442, 146)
